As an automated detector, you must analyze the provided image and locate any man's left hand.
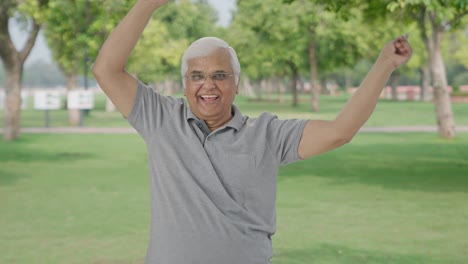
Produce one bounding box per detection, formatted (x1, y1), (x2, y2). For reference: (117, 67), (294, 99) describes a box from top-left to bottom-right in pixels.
(380, 34), (413, 69)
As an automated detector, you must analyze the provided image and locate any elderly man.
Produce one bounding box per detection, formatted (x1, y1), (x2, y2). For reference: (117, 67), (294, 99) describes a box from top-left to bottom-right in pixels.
(92, 0), (412, 263)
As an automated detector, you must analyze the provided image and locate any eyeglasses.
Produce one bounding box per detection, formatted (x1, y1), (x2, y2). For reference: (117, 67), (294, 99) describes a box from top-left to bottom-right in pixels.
(185, 71), (234, 84)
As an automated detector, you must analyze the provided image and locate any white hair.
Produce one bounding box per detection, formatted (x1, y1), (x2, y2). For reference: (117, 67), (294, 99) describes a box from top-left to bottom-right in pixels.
(181, 37), (241, 87)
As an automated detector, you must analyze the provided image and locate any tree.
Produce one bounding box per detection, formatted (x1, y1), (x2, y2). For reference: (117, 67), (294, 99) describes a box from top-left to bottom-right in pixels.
(230, 0), (307, 106)
(44, 0), (132, 125)
(128, 19), (187, 93)
(386, 0), (468, 138)
(284, 0), (468, 138)
(0, 0), (49, 141)
(127, 0), (219, 93)
(231, 0), (370, 109)
(292, 1), (370, 111)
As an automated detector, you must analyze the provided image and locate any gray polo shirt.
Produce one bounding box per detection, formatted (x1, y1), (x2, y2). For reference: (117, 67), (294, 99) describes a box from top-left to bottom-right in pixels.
(128, 82), (307, 264)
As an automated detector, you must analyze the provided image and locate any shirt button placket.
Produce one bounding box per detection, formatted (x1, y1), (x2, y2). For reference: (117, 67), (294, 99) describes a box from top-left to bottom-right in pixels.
(204, 136), (211, 149)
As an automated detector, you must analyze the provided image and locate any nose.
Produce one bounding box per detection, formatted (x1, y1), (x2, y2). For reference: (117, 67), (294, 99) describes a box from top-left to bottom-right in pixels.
(202, 75), (216, 88)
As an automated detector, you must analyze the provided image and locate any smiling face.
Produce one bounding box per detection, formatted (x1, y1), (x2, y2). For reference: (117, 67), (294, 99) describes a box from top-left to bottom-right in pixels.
(184, 48), (239, 130)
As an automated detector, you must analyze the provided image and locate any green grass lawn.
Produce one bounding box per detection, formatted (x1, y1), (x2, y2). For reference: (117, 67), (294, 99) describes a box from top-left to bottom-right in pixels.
(1, 133), (467, 263)
(8, 92), (468, 128)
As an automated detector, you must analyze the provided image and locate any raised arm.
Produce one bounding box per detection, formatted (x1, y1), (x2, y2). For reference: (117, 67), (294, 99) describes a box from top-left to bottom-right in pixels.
(298, 35), (413, 159)
(92, 0), (170, 118)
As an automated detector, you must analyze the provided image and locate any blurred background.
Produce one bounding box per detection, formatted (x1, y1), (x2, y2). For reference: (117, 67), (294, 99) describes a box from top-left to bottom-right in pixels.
(1, 0), (467, 263)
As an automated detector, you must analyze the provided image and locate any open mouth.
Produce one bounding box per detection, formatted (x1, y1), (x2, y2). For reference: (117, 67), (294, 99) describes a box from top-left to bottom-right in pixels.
(200, 95), (219, 102)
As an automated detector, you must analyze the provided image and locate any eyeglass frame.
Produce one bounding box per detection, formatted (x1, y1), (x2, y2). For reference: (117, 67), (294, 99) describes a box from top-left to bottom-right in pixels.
(184, 71), (235, 85)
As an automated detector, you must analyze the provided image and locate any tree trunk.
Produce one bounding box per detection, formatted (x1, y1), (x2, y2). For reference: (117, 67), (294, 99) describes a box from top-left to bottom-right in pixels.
(430, 30), (455, 138)
(164, 78), (173, 96)
(431, 41), (455, 138)
(419, 9), (456, 138)
(241, 77), (255, 97)
(344, 69), (352, 91)
(0, 7), (41, 141)
(277, 77), (285, 103)
(64, 73), (81, 126)
(390, 71), (400, 101)
(419, 65), (431, 101)
(288, 61), (298, 107)
(320, 79), (328, 95)
(261, 79), (268, 101)
(3, 65), (22, 140)
(266, 79), (274, 101)
(255, 80), (263, 101)
(309, 42), (320, 112)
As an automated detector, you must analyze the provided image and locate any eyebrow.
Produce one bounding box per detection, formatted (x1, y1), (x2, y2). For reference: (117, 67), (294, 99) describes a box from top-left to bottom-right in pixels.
(189, 70), (228, 74)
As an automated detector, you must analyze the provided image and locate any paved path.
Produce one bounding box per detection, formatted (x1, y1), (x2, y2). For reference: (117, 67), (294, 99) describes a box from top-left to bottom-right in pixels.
(1, 126), (468, 134)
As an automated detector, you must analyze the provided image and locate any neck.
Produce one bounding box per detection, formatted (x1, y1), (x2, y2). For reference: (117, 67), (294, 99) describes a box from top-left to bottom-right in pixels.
(205, 113), (233, 131)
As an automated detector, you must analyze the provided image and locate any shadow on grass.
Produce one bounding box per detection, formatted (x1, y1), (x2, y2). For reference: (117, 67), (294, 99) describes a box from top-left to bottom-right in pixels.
(0, 137), (95, 186)
(280, 141), (468, 194)
(0, 149), (94, 163)
(274, 243), (451, 264)
(0, 153), (95, 187)
(1, 134), (95, 162)
(0, 169), (27, 186)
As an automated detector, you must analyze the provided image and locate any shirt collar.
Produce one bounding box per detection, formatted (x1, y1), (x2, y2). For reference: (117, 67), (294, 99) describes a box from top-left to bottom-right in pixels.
(185, 102), (245, 132)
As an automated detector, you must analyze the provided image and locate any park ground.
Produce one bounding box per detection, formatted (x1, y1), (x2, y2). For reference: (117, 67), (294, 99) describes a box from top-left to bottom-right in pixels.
(1, 94), (467, 263)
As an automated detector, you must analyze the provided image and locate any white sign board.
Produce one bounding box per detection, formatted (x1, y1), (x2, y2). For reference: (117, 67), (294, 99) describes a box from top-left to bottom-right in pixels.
(67, 90), (94, 110)
(21, 91), (28, 109)
(34, 90), (62, 110)
(0, 90), (28, 109)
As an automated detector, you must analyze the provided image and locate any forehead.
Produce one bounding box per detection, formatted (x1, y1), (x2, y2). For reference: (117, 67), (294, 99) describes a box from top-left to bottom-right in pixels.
(187, 48), (232, 72)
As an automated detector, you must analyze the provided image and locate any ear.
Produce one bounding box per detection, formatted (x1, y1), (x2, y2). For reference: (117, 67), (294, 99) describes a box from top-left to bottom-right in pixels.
(235, 76), (241, 94)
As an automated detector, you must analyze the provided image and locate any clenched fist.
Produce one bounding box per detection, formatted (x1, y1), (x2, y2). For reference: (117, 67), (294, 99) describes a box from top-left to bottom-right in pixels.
(379, 34), (413, 69)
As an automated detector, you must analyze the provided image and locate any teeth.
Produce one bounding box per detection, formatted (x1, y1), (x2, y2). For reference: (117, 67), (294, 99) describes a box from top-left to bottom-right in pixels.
(201, 95), (218, 99)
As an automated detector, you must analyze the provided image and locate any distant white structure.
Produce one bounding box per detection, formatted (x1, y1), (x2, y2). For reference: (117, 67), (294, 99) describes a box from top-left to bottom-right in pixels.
(34, 90), (62, 110)
(67, 90), (94, 110)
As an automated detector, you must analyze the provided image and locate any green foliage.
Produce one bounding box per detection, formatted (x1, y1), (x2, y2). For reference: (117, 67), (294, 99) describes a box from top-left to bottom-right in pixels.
(452, 71), (468, 87)
(451, 25), (468, 68)
(387, 0), (468, 29)
(230, 0), (371, 82)
(128, 20), (188, 83)
(385, 0), (468, 31)
(0, 0), (49, 61)
(229, 0), (306, 79)
(157, 0), (218, 40)
(127, 0), (219, 83)
(13, 0), (468, 90)
(16, 0), (50, 23)
(44, 0), (133, 76)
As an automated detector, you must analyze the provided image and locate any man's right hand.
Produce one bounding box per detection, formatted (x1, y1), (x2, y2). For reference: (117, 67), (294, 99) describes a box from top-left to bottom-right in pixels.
(93, 0), (172, 118)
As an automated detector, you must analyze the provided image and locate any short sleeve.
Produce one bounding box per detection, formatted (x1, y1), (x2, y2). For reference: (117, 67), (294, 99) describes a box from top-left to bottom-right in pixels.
(128, 82), (182, 140)
(265, 116), (308, 165)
